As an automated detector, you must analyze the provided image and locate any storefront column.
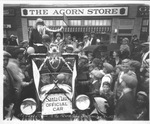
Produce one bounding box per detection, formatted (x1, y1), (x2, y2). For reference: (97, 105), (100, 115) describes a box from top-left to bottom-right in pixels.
(21, 18), (29, 41)
(133, 17), (142, 38)
(110, 18), (119, 43)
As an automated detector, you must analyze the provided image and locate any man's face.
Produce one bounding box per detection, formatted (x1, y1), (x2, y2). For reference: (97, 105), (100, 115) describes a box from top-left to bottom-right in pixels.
(103, 84), (110, 93)
(37, 25), (44, 34)
(122, 63), (130, 73)
(68, 35), (71, 40)
(11, 37), (16, 41)
(3, 56), (9, 67)
(56, 36), (61, 40)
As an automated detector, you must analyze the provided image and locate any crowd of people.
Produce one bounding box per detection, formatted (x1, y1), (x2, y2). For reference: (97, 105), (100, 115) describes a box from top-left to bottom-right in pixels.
(3, 18), (149, 120)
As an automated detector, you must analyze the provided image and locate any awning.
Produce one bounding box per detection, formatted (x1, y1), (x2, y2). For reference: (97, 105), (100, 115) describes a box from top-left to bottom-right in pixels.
(50, 26), (111, 33)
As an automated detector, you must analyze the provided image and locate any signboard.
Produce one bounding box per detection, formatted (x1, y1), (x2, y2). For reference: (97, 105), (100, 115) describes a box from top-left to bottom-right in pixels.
(21, 7), (128, 16)
(42, 93), (72, 115)
(137, 6), (149, 17)
(4, 9), (15, 16)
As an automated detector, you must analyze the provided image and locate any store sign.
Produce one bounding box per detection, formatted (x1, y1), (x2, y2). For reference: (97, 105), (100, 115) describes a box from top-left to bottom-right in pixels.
(21, 7), (128, 16)
(42, 93), (72, 115)
(4, 9), (15, 16)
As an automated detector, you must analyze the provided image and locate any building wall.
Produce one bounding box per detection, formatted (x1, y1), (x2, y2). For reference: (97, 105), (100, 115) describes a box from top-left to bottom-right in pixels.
(4, 4), (149, 44)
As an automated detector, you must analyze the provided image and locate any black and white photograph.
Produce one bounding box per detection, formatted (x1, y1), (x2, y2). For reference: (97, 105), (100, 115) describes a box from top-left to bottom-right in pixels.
(2, 0), (150, 122)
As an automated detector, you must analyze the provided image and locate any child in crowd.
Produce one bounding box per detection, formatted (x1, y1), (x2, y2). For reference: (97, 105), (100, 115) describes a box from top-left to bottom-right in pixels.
(136, 91), (149, 120)
(99, 62), (114, 94)
(89, 69), (104, 97)
(100, 81), (115, 118)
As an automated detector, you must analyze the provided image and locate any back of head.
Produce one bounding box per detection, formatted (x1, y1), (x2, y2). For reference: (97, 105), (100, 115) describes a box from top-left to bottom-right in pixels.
(122, 73), (138, 89)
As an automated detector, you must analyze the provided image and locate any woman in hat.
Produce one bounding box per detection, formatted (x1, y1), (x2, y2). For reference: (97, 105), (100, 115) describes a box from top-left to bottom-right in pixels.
(109, 50), (122, 67)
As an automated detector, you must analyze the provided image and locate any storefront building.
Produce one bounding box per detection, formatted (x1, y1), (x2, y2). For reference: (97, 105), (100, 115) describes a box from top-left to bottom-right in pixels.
(4, 4), (149, 44)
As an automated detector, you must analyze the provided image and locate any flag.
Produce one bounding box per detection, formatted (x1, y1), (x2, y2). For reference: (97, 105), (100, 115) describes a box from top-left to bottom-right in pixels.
(63, 13), (69, 26)
(32, 60), (41, 100)
(71, 60), (77, 98)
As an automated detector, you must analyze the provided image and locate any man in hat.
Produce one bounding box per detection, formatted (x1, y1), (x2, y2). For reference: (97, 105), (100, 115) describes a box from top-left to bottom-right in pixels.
(89, 31), (97, 45)
(65, 44), (74, 53)
(8, 35), (18, 46)
(83, 34), (90, 49)
(114, 73), (137, 120)
(3, 51), (16, 120)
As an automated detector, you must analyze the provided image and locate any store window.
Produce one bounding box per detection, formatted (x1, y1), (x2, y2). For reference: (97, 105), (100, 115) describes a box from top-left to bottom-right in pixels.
(55, 20), (66, 26)
(84, 20), (111, 26)
(140, 18), (149, 42)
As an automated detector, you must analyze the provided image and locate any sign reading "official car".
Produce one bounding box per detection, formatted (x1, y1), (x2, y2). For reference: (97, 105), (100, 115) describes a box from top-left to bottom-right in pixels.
(42, 93), (72, 115)
(21, 7), (128, 16)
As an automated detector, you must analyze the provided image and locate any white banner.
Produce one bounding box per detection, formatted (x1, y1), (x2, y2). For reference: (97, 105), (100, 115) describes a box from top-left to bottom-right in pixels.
(42, 94), (72, 115)
(21, 7), (128, 16)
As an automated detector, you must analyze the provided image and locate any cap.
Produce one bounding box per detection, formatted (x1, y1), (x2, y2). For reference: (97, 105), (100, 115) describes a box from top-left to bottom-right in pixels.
(122, 73), (138, 89)
(15, 48), (25, 55)
(84, 35), (88, 39)
(3, 51), (11, 58)
(66, 44), (74, 50)
(56, 33), (61, 37)
(91, 70), (104, 79)
(21, 40), (29, 44)
(103, 63), (114, 73)
(80, 55), (88, 60)
(137, 91), (148, 98)
(10, 34), (17, 38)
(36, 18), (45, 26)
(122, 37), (129, 42)
(122, 59), (130, 64)
(130, 60), (141, 70)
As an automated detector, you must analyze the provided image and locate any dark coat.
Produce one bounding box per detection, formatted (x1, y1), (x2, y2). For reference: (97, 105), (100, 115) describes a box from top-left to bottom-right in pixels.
(29, 28), (43, 46)
(109, 58), (122, 67)
(29, 28), (50, 47)
(90, 38), (97, 45)
(115, 90), (136, 120)
(89, 80), (100, 96)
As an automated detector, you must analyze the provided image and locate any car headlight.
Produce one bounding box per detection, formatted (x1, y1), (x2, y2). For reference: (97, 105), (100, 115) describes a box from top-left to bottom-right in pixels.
(20, 98), (37, 115)
(75, 95), (90, 110)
